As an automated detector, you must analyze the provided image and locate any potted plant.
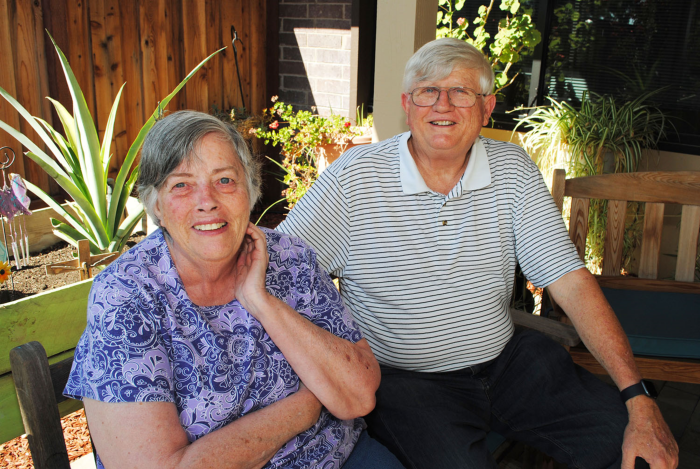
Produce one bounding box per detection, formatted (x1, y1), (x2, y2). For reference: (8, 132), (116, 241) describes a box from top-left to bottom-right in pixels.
(513, 90), (672, 274)
(249, 98), (373, 210)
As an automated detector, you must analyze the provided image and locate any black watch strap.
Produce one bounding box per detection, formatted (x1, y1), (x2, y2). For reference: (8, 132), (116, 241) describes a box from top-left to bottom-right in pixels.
(620, 380), (657, 402)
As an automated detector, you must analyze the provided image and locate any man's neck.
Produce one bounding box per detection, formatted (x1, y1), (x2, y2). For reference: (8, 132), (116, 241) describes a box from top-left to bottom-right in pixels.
(408, 137), (471, 195)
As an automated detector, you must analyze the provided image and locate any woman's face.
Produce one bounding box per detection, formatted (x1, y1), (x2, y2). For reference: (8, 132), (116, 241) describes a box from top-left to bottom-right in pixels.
(154, 132), (251, 268)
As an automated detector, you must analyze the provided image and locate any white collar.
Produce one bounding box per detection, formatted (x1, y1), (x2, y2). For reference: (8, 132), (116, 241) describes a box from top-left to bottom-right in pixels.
(399, 132), (492, 195)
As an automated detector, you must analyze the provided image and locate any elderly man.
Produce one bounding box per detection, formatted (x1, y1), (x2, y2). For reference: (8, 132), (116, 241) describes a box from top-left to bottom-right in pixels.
(277, 38), (677, 468)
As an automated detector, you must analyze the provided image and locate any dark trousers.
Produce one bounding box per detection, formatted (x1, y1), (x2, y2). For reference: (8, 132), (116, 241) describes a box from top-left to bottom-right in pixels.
(365, 330), (630, 469)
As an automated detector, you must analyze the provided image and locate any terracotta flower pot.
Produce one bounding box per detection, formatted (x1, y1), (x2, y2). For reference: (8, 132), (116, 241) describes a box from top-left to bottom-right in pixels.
(316, 133), (372, 174)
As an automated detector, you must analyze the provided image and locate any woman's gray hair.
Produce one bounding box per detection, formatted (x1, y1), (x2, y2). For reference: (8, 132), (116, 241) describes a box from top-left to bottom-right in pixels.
(403, 38), (495, 95)
(137, 110), (262, 227)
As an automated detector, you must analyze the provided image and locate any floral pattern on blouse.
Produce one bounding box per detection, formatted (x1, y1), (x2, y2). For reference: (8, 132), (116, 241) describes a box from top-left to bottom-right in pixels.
(64, 228), (364, 468)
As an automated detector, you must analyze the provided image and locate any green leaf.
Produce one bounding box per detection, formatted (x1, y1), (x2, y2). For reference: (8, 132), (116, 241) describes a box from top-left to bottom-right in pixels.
(100, 83), (126, 177)
(110, 205), (144, 253)
(19, 147), (109, 248)
(33, 117), (75, 175)
(24, 179), (95, 244)
(0, 86), (64, 162)
(47, 97), (79, 152)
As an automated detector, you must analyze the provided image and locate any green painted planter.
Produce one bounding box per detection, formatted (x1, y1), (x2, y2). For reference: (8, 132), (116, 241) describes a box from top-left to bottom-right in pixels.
(0, 279), (92, 443)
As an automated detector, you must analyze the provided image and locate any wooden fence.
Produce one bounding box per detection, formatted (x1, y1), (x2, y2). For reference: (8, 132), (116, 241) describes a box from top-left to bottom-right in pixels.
(0, 0), (273, 197)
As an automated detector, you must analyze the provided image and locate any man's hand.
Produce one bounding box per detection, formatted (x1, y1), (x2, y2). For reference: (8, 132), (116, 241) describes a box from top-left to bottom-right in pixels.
(622, 396), (678, 469)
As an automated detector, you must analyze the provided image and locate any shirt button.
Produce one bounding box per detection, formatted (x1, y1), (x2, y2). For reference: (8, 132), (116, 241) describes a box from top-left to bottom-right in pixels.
(442, 220), (447, 226)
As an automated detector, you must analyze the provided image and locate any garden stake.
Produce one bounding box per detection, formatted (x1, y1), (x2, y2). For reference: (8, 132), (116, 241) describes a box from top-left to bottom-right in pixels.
(231, 25), (246, 111)
(0, 147), (17, 292)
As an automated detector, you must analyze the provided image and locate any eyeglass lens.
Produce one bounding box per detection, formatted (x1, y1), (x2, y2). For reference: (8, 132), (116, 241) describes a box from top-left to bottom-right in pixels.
(411, 87), (477, 108)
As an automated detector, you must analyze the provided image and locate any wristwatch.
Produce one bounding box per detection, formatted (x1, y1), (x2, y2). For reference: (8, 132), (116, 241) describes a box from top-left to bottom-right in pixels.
(620, 380), (657, 402)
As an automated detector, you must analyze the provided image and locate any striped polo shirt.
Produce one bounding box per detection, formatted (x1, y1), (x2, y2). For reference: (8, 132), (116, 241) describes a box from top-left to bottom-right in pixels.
(277, 132), (583, 372)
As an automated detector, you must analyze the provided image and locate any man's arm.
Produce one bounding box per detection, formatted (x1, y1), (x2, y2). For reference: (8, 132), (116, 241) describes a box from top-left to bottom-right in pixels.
(547, 268), (678, 469)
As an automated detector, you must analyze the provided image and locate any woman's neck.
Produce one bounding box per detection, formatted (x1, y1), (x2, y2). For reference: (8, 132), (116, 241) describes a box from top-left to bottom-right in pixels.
(166, 237), (239, 307)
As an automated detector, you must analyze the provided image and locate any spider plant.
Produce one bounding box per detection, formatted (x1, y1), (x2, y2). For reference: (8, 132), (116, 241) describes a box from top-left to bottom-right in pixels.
(513, 90), (672, 274)
(0, 32), (222, 253)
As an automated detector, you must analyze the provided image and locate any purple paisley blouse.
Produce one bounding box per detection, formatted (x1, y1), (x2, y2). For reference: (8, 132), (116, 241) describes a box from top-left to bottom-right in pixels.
(64, 228), (365, 468)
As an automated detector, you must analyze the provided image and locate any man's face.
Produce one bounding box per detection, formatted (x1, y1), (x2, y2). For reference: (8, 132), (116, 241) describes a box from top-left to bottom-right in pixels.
(401, 67), (496, 157)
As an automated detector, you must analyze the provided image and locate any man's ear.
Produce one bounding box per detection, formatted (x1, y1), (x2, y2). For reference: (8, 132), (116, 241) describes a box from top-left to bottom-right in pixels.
(482, 94), (497, 126)
(401, 93), (411, 125)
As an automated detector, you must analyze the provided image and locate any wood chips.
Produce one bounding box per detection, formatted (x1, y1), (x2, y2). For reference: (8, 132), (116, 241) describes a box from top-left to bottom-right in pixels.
(0, 409), (92, 468)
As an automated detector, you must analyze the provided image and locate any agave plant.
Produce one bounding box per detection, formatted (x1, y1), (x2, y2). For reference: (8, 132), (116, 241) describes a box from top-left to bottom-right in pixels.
(0, 33), (221, 253)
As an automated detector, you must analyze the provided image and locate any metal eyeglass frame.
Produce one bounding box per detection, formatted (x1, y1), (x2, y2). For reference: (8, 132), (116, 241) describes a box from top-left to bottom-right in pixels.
(408, 87), (488, 108)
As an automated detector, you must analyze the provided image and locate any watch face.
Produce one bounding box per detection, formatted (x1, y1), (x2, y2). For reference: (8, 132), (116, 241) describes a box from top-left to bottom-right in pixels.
(641, 380), (658, 399)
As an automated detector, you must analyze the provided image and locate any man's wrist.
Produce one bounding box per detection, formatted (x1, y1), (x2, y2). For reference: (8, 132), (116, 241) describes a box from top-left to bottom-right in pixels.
(621, 380), (657, 403)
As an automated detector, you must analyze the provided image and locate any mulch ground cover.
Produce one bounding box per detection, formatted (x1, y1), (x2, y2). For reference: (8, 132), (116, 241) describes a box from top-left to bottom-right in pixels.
(0, 211), (286, 468)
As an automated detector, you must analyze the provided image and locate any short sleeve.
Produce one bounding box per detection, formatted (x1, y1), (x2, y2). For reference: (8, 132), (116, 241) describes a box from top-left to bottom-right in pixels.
(276, 169), (350, 278)
(266, 230), (362, 343)
(64, 272), (174, 404)
(513, 160), (585, 288)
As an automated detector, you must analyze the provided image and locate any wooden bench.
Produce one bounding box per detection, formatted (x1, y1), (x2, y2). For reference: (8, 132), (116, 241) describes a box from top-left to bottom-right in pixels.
(551, 170), (700, 384)
(10, 341), (87, 469)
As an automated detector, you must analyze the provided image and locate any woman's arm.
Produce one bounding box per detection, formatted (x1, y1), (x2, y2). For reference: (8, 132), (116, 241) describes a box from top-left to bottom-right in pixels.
(235, 224), (381, 420)
(85, 384), (322, 469)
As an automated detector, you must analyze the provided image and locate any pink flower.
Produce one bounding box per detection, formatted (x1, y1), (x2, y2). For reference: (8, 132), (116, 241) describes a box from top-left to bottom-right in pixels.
(344, 121), (351, 128)
(457, 17), (465, 26)
(271, 95), (279, 103)
(269, 121), (279, 129)
(248, 128), (257, 134)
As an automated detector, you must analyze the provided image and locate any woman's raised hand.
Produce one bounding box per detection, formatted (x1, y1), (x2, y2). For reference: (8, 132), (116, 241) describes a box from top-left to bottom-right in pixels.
(234, 222), (270, 313)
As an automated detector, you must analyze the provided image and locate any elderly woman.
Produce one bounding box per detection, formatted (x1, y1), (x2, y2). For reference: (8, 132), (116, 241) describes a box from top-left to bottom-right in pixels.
(64, 111), (404, 469)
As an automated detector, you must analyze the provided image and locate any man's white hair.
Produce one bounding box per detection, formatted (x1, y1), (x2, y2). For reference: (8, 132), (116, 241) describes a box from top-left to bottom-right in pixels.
(403, 38), (495, 95)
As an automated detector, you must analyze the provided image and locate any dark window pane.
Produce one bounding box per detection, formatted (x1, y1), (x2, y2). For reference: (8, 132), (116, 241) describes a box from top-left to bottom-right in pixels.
(543, 0), (700, 153)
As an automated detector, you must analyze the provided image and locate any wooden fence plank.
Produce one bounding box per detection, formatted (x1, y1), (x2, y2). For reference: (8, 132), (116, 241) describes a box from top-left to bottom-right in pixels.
(0, 0), (26, 180)
(40, 0), (72, 152)
(602, 199), (627, 277)
(249, 0), (266, 116)
(639, 202), (665, 279)
(119, 0), (144, 155)
(206, 0), (223, 113)
(182, 0), (209, 111)
(166, 0), (184, 112)
(675, 205), (700, 282)
(89, 0), (114, 154)
(140, 0), (169, 119)
(569, 197), (590, 262)
(104, 0), (128, 176)
(66, 0), (96, 119)
(15, 0), (51, 193)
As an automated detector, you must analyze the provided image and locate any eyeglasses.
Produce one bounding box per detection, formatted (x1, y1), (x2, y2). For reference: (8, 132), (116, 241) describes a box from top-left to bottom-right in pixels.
(408, 87), (487, 108)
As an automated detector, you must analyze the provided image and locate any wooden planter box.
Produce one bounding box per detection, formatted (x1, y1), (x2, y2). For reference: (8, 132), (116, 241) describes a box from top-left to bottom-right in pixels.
(0, 280), (92, 443)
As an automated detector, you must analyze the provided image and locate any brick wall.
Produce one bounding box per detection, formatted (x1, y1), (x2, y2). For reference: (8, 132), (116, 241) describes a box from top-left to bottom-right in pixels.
(278, 1), (353, 117)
